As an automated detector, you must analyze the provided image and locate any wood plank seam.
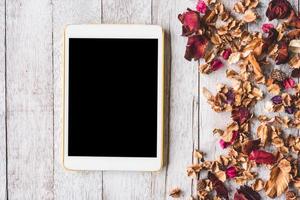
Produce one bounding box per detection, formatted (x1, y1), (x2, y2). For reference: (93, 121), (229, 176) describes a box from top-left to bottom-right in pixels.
(4, 0), (8, 198)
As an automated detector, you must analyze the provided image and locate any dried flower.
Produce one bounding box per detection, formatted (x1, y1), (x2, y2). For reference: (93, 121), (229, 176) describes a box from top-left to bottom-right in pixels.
(271, 95), (282, 105)
(178, 9), (201, 36)
(226, 166), (237, 178)
(243, 9), (257, 23)
(285, 106), (295, 114)
(283, 78), (295, 89)
(262, 23), (274, 33)
(196, 0), (207, 14)
(241, 139), (261, 155)
(184, 35), (208, 61)
(208, 172), (229, 200)
(222, 48), (232, 60)
(231, 107), (251, 125)
(234, 185), (261, 200)
(289, 39), (300, 53)
(169, 187), (181, 198)
(291, 69), (300, 78)
(266, 0), (292, 21)
(219, 131), (239, 149)
(271, 69), (287, 82)
(276, 40), (289, 64)
(210, 59), (223, 71)
(249, 150), (276, 165)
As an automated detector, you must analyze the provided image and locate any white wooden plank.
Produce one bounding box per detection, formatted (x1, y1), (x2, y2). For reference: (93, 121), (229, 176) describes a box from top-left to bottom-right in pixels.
(0, 0), (6, 198)
(6, 0), (53, 199)
(162, 0), (199, 199)
(52, 1), (103, 199)
(101, 1), (155, 199)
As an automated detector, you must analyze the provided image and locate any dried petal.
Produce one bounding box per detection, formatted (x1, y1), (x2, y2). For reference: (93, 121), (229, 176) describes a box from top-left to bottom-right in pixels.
(228, 52), (241, 64)
(249, 150), (276, 165)
(235, 185), (261, 200)
(208, 172), (229, 200)
(262, 23), (274, 33)
(266, 0), (292, 21)
(285, 106), (295, 114)
(276, 40), (289, 64)
(169, 187), (181, 198)
(283, 78), (295, 90)
(184, 35), (208, 61)
(231, 107), (251, 125)
(210, 59), (223, 71)
(219, 131), (239, 149)
(222, 48), (232, 60)
(289, 55), (300, 69)
(226, 166), (237, 178)
(289, 39), (300, 53)
(265, 159), (291, 198)
(252, 179), (265, 192)
(271, 95), (282, 105)
(242, 139), (261, 155)
(291, 69), (300, 78)
(196, 0), (207, 14)
(178, 9), (201, 36)
(243, 9), (257, 23)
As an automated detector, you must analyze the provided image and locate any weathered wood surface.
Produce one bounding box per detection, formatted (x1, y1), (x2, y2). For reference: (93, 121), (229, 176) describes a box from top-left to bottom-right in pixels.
(1, 0), (298, 199)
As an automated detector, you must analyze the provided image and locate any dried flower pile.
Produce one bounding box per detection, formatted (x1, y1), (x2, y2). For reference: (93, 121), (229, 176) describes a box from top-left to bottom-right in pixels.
(173, 0), (300, 199)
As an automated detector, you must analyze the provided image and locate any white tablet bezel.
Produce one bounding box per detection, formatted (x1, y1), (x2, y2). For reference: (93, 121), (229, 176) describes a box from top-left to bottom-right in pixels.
(63, 24), (164, 171)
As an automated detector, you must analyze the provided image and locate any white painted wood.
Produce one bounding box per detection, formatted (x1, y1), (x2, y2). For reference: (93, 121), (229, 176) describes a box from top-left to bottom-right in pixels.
(0, 0), (6, 199)
(101, 1), (156, 200)
(162, 0), (199, 199)
(52, 0), (103, 199)
(5, 0), (53, 199)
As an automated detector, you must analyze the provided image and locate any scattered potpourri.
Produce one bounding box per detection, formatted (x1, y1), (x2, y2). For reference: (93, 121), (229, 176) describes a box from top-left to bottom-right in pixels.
(172, 0), (300, 199)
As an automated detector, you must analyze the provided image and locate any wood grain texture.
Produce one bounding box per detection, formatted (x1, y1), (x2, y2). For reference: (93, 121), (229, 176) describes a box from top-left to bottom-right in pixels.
(52, 0), (103, 199)
(5, 0), (53, 199)
(101, 1), (154, 200)
(0, 0), (6, 199)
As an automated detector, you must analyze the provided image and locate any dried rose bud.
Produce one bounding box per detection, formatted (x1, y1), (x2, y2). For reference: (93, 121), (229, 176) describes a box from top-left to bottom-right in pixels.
(184, 35), (208, 61)
(178, 9), (201, 36)
(210, 59), (223, 71)
(208, 172), (229, 200)
(285, 106), (295, 114)
(222, 48), (232, 60)
(266, 0), (292, 21)
(226, 166), (237, 178)
(196, 0), (207, 14)
(276, 40), (289, 64)
(262, 23), (274, 33)
(283, 78), (296, 89)
(271, 95), (283, 105)
(234, 185), (261, 200)
(249, 150), (276, 165)
(231, 107), (251, 125)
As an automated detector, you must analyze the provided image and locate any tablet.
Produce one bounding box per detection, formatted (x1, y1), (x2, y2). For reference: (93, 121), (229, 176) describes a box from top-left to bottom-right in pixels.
(63, 24), (164, 171)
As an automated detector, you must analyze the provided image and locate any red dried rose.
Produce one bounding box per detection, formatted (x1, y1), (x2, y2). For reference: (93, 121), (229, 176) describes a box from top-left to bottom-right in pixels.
(222, 48), (232, 60)
(241, 139), (261, 155)
(262, 23), (274, 33)
(184, 35), (208, 61)
(226, 166), (237, 178)
(210, 59), (223, 71)
(196, 0), (207, 14)
(276, 40), (289, 64)
(220, 131), (239, 149)
(249, 150), (276, 165)
(231, 107), (251, 125)
(234, 186), (261, 200)
(208, 172), (229, 200)
(266, 0), (292, 21)
(288, 10), (300, 28)
(178, 9), (201, 36)
(283, 78), (296, 89)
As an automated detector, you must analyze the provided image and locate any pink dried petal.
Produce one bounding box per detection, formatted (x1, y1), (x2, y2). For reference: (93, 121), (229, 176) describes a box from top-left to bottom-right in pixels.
(222, 48), (232, 60)
(283, 78), (296, 89)
(184, 35), (208, 61)
(210, 59), (223, 71)
(178, 9), (201, 36)
(262, 23), (274, 33)
(226, 166), (237, 178)
(219, 131), (239, 149)
(219, 139), (230, 149)
(196, 0), (207, 14)
(249, 150), (276, 164)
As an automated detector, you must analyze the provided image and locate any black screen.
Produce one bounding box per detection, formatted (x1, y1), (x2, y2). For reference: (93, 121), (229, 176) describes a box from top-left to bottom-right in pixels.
(68, 38), (158, 157)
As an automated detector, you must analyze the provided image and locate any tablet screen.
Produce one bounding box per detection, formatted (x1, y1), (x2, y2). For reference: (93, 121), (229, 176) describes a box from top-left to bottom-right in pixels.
(68, 38), (158, 157)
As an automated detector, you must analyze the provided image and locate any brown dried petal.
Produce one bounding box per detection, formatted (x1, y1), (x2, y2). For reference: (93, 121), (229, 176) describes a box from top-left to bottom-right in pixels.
(169, 187), (181, 198)
(208, 172), (229, 200)
(243, 10), (257, 23)
(289, 55), (300, 69)
(252, 179), (265, 192)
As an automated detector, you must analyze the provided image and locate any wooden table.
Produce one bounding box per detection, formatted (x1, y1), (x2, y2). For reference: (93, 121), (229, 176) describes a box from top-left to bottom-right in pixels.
(0, 0), (297, 199)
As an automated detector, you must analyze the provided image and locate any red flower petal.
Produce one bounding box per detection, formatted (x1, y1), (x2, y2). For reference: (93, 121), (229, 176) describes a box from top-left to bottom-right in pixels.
(231, 107), (251, 125)
(266, 0), (292, 21)
(262, 23), (274, 33)
(222, 48), (232, 60)
(178, 9), (201, 36)
(249, 150), (276, 164)
(276, 40), (289, 64)
(210, 59), (223, 71)
(283, 78), (296, 89)
(196, 0), (207, 14)
(226, 166), (237, 178)
(184, 35), (208, 61)
(219, 131), (239, 149)
(208, 172), (229, 200)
